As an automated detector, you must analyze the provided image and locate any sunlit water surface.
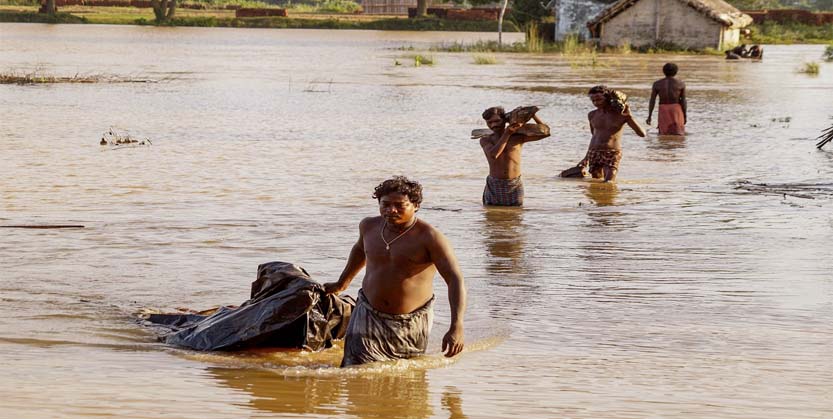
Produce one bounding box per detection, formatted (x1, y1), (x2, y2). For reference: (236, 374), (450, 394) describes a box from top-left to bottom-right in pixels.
(1, 24), (832, 419)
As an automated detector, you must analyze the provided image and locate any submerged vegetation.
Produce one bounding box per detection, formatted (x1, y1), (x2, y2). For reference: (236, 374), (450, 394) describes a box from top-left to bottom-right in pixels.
(0, 68), (159, 84)
(412, 55), (434, 66)
(1, 69), (100, 84)
(429, 34), (720, 58)
(472, 54), (499, 65)
(797, 61), (820, 75)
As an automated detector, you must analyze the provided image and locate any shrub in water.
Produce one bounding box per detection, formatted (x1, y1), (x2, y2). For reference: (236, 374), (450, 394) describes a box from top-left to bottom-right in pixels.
(798, 62), (820, 75)
(473, 54), (499, 65)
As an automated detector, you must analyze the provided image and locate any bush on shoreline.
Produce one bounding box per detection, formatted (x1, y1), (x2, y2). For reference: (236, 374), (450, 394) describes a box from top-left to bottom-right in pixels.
(746, 21), (833, 44)
(0, 10), (87, 23)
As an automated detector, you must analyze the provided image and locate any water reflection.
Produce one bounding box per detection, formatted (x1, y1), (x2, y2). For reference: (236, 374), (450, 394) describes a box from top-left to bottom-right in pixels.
(584, 182), (620, 207)
(441, 386), (468, 419)
(645, 134), (687, 162)
(208, 367), (342, 416)
(342, 369), (432, 419)
(481, 207), (528, 275)
(207, 367), (433, 418)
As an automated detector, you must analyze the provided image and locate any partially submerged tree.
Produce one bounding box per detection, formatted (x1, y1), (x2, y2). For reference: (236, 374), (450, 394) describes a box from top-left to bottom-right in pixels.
(40, 0), (57, 15)
(454, 0), (549, 45)
(416, 0), (427, 17)
(507, 0), (549, 42)
(152, 0), (177, 23)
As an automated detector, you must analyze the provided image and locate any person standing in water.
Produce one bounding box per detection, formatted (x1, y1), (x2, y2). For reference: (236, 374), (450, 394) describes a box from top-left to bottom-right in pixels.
(582, 85), (646, 182)
(324, 176), (466, 366)
(646, 63), (687, 135)
(479, 106), (551, 206)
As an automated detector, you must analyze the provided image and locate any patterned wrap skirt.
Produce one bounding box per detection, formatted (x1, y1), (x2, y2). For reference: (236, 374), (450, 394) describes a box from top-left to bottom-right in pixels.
(586, 149), (623, 173)
(341, 289), (434, 367)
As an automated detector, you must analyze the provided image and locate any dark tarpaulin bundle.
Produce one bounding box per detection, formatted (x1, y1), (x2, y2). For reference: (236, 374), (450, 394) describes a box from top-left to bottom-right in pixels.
(142, 261), (355, 352)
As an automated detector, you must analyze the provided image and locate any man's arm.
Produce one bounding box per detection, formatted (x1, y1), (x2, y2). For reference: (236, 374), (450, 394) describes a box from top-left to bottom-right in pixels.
(517, 115), (551, 143)
(323, 219), (367, 294)
(588, 112), (595, 135)
(623, 105), (646, 137)
(427, 228), (466, 358)
(646, 84), (658, 125)
(484, 122), (522, 159)
(679, 84), (687, 124)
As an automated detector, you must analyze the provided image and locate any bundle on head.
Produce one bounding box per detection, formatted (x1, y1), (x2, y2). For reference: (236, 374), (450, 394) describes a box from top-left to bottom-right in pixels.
(608, 90), (628, 114)
(505, 106), (540, 125)
(589, 85), (627, 114)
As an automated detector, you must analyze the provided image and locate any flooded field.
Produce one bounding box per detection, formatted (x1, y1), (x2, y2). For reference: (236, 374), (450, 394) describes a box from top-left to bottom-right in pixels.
(1, 24), (831, 419)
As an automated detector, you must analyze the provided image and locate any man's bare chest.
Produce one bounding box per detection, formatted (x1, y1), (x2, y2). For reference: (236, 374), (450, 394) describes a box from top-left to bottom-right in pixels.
(591, 113), (626, 132)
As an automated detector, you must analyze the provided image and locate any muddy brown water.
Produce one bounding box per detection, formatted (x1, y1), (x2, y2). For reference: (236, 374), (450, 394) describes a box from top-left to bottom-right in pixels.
(1, 23), (832, 419)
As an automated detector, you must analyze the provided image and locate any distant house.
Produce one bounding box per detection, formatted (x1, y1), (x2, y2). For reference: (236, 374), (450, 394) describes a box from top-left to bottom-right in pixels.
(586, 0), (753, 50)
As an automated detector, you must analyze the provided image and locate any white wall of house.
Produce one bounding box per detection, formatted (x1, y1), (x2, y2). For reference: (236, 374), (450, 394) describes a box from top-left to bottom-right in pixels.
(599, 0), (737, 49)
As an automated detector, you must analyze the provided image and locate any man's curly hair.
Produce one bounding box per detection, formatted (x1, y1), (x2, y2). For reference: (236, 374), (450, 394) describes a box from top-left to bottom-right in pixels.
(373, 176), (423, 205)
(588, 85), (610, 97)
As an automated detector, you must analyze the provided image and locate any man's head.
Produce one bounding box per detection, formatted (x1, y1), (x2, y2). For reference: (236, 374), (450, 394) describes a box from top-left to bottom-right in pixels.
(662, 62), (678, 77)
(588, 85), (609, 109)
(373, 176), (422, 225)
(482, 106), (506, 132)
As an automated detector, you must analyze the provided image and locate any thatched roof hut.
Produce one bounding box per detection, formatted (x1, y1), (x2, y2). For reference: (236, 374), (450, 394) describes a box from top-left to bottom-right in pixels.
(587, 0), (752, 50)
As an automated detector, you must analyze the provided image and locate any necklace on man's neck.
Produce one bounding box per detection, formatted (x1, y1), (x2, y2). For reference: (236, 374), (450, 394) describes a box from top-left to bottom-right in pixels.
(380, 217), (417, 251)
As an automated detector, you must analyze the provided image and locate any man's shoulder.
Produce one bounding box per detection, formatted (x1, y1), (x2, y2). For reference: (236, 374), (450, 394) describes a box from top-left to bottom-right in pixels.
(415, 218), (443, 239)
(359, 216), (382, 230)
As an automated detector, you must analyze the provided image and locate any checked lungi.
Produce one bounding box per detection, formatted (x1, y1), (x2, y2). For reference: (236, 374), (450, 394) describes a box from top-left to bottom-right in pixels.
(341, 289), (434, 367)
(482, 175), (524, 206)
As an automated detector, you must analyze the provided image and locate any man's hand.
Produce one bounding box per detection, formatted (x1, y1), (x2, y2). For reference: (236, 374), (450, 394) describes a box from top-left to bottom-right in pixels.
(323, 282), (344, 295)
(622, 104), (634, 119)
(507, 122), (523, 133)
(442, 325), (464, 357)
(645, 117), (652, 126)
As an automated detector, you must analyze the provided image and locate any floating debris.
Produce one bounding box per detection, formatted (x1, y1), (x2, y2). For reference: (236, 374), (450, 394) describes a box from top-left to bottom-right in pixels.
(816, 124), (833, 149)
(0, 68), (159, 85)
(733, 180), (833, 200)
(0, 225), (84, 229)
(100, 127), (152, 148)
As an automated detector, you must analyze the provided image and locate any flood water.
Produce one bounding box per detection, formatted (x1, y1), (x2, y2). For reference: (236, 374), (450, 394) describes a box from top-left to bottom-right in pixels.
(1, 24), (832, 419)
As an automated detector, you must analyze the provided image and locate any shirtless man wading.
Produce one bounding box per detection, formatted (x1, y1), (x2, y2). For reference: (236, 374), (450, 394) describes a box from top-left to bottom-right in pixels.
(582, 85), (646, 182)
(646, 62), (687, 135)
(324, 176), (466, 367)
(480, 107), (551, 206)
